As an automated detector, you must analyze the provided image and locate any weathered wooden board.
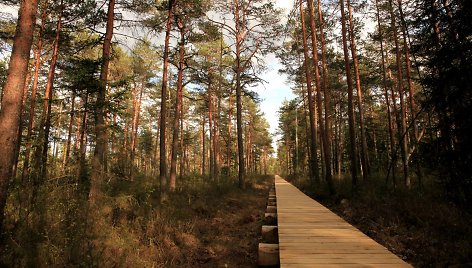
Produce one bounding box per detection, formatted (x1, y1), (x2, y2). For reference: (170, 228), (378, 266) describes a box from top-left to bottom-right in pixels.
(274, 175), (411, 268)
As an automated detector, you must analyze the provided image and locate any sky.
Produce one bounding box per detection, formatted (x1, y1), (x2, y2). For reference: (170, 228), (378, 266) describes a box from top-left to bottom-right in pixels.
(252, 0), (295, 148)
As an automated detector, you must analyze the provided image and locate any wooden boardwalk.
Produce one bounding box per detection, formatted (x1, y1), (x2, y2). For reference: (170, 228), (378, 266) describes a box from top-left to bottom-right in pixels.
(274, 175), (412, 267)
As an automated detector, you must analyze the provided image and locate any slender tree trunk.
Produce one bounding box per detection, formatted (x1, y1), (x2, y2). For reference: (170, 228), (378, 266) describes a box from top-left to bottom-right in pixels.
(397, 0), (423, 185)
(169, 23), (185, 191)
(22, 0), (47, 181)
(388, 68), (400, 188)
(130, 82), (138, 175)
(201, 115), (206, 176)
(215, 94), (221, 181)
(78, 93), (89, 181)
(227, 88), (232, 175)
(90, 0), (115, 200)
(153, 111), (160, 174)
(159, 0), (174, 199)
(179, 98), (185, 178)
(208, 79), (214, 180)
(339, 0), (359, 186)
(64, 91), (76, 166)
(37, 1), (63, 179)
(307, 0), (334, 193)
(296, 49), (313, 179)
(299, 0), (320, 183)
(13, 69), (31, 178)
(388, 0), (409, 188)
(375, 0), (396, 183)
(234, 0), (246, 189)
(347, 0), (370, 180)
(131, 81), (144, 176)
(317, 0), (333, 181)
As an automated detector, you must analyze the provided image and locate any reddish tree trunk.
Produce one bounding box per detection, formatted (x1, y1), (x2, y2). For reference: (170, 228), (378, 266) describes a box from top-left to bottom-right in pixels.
(159, 0), (174, 199)
(347, 0), (370, 180)
(388, 0), (410, 188)
(234, 0), (246, 189)
(37, 0), (63, 178)
(90, 0), (115, 200)
(170, 22), (185, 191)
(299, 0), (320, 183)
(307, 0), (334, 193)
(64, 91), (76, 166)
(0, 0), (39, 232)
(339, 0), (359, 186)
(375, 0), (396, 183)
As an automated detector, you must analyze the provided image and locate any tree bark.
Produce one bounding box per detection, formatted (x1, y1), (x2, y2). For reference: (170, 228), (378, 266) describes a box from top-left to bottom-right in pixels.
(22, 0), (48, 181)
(375, 0), (396, 183)
(64, 91), (76, 166)
(299, 0), (320, 184)
(317, 0), (333, 181)
(347, 0), (370, 180)
(234, 0), (246, 189)
(339, 0), (359, 186)
(307, 0), (334, 193)
(90, 0), (115, 200)
(170, 21), (185, 191)
(397, 0), (423, 185)
(158, 0), (174, 200)
(37, 0), (63, 179)
(388, 0), (409, 188)
(201, 114), (206, 176)
(227, 87), (232, 175)
(0, 0), (39, 232)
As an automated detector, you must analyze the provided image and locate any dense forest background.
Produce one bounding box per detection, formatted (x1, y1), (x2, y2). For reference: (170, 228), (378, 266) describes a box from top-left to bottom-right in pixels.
(0, 0), (471, 266)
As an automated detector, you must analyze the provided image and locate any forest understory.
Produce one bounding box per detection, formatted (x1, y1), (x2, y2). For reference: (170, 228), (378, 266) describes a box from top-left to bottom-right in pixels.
(1, 175), (271, 267)
(292, 175), (472, 268)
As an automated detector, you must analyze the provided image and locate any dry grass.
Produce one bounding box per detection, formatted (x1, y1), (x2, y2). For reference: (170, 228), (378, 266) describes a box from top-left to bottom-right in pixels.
(1, 174), (273, 267)
(293, 175), (472, 267)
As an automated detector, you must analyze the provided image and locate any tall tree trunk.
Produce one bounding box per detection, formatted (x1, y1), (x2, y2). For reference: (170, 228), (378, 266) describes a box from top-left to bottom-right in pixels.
(201, 115), (206, 176)
(90, 0), (115, 200)
(227, 87), (232, 175)
(215, 94), (221, 181)
(37, 1), (63, 179)
(388, 0), (409, 188)
(64, 91), (76, 166)
(159, 0), (173, 199)
(22, 0), (48, 181)
(179, 98), (185, 177)
(208, 79), (214, 180)
(317, 0), (333, 180)
(170, 22), (185, 191)
(130, 82), (138, 175)
(296, 49), (313, 179)
(299, 0), (320, 184)
(78, 93), (89, 181)
(131, 81), (144, 177)
(307, 0), (334, 193)
(397, 0), (423, 185)
(234, 0), (246, 189)
(347, 0), (370, 180)
(13, 69), (31, 178)
(339, 0), (359, 186)
(0, 0), (38, 233)
(375, 0), (396, 183)
(153, 111), (160, 174)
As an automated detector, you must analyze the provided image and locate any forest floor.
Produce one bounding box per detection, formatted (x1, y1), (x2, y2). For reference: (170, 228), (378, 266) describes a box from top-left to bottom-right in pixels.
(291, 175), (472, 268)
(149, 175), (271, 267)
(1, 174), (271, 267)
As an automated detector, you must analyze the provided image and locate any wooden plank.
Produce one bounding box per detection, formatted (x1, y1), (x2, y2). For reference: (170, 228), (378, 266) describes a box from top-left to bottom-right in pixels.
(281, 264), (411, 268)
(274, 175), (411, 268)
